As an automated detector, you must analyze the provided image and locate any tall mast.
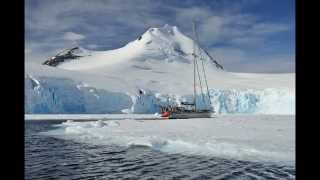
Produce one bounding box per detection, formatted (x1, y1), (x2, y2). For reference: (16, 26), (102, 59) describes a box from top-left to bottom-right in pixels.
(193, 21), (212, 108)
(192, 21), (197, 111)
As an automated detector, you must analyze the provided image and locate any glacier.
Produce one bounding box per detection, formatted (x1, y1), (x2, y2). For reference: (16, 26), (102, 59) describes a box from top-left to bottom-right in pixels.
(25, 76), (132, 114)
(25, 75), (294, 114)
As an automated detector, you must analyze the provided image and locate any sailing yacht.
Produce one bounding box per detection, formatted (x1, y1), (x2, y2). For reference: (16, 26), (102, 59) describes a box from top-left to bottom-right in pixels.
(161, 22), (214, 119)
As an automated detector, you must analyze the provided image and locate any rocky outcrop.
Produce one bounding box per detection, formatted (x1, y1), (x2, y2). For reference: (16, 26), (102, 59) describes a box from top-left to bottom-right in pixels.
(43, 47), (83, 67)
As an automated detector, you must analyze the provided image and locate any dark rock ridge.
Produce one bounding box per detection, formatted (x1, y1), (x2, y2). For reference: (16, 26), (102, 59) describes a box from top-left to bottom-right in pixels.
(43, 47), (83, 67)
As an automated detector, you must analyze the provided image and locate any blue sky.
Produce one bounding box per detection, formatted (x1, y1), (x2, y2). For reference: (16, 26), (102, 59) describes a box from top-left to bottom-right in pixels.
(25, 0), (295, 73)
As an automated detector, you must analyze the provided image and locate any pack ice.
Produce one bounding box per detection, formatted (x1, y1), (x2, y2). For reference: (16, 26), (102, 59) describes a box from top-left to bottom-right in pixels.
(25, 25), (295, 114)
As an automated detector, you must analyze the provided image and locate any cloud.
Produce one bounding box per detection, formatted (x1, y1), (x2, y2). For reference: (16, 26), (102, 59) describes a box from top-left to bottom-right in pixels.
(250, 23), (289, 35)
(86, 44), (99, 49)
(209, 47), (247, 65)
(236, 56), (295, 73)
(208, 47), (295, 73)
(195, 14), (290, 47)
(63, 32), (85, 41)
(198, 16), (226, 43)
(26, 0), (289, 47)
(228, 37), (264, 47)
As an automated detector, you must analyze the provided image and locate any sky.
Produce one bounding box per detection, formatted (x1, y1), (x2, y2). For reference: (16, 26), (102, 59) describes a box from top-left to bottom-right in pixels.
(25, 0), (295, 73)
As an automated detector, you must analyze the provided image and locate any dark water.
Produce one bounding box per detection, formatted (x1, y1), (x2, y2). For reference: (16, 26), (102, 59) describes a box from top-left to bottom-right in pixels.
(25, 121), (295, 180)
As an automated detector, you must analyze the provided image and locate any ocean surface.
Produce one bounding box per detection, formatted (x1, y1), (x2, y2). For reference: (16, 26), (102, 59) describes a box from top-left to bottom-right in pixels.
(25, 120), (295, 180)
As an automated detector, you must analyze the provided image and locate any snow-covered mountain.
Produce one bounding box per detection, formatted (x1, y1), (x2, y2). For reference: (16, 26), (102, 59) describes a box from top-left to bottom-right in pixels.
(25, 24), (295, 114)
(43, 24), (223, 70)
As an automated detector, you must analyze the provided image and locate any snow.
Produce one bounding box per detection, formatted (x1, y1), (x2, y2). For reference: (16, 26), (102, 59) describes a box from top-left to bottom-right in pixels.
(25, 24), (295, 114)
(25, 114), (163, 120)
(40, 115), (295, 165)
